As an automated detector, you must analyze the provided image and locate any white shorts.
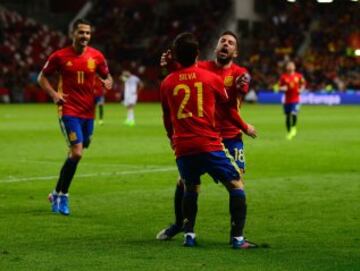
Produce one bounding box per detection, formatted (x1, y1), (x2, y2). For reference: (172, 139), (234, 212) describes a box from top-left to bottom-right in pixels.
(95, 96), (105, 105)
(123, 93), (137, 106)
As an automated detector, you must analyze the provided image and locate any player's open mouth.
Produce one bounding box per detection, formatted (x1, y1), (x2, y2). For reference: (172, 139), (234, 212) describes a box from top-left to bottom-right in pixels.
(218, 48), (228, 57)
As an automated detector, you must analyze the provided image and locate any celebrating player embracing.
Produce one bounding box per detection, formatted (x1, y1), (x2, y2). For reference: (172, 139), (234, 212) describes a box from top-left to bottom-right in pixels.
(160, 32), (256, 248)
(157, 31), (257, 249)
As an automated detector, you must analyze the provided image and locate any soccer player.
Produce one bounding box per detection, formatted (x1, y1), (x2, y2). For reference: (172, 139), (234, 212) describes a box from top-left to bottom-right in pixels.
(157, 31), (257, 248)
(279, 61), (306, 140)
(94, 76), (106, 125)
(160, 32), (256, 248)
(37, 18), (113, 215)
(120, 70), (143, 126)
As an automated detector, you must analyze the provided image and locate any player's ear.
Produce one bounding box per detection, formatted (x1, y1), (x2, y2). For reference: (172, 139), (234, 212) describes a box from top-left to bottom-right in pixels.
(233, 50), (238, 58)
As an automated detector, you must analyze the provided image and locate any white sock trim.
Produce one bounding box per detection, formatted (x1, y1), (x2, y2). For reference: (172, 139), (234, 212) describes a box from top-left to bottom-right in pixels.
(184, 232), (196, 239)
(233, 236), (244, 242)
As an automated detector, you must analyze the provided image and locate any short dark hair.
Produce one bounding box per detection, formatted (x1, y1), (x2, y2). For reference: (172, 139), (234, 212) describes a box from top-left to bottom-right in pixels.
(72, 18), (92, 32)
(220, 30), (240, 51)
(172, 32), (199, 67)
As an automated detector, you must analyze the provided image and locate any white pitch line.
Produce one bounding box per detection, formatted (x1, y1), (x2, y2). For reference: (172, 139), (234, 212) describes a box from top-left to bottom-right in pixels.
(0, 159), (167, 169)
(0, 167), (177, 184)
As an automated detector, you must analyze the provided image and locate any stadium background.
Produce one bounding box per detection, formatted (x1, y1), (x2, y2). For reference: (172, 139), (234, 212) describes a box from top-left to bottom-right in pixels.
(0, 0), (359, 104)
(0, 1), (360, 271)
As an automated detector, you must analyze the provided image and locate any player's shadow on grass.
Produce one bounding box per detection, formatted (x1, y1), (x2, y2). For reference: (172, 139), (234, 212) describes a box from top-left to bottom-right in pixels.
(25, 208), (54, 216)
(124, 238), (270, 250)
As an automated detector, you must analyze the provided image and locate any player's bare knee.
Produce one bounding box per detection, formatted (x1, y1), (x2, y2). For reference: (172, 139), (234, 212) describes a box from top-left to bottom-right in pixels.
(70, 145), (83, 161)
(223, 178), (244, 192)
(70, 152), (82, 161)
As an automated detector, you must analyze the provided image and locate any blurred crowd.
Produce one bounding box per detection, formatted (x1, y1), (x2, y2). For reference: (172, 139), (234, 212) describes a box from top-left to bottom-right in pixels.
(88, 0), (231, 89)
(247, 1), (360, 92)
(0, 1), (359, 102)
(0, 7), (67, 102)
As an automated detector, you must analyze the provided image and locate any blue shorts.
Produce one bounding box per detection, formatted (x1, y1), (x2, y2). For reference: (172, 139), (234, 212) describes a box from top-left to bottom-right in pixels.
(176, 151), (240, 186)
(95, 96), (105, 105)
(59, 116), (94, 148)
(284, 103), (300, 115)
(223, 138), (245, 170)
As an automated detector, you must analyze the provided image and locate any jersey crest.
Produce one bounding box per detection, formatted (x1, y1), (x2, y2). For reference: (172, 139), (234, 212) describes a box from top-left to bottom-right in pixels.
(87, 58), (96, 72)
(224, 76), (233, 87)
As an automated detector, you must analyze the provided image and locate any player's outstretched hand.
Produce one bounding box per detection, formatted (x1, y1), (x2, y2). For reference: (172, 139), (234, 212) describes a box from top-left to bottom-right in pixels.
(160, 50), (172, 67)
(245, 124), (257, 138)
(52, 92), (68, 105)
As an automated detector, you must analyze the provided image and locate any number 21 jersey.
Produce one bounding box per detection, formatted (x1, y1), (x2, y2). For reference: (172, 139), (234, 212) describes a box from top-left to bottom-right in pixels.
(160, 64), (228, 157)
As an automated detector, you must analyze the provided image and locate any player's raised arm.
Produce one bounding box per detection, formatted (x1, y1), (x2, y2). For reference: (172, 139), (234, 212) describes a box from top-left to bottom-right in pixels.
(235, 72), (251, 94)
(159, 50), (172, 79)
(160, 50), (172, 67)
(226, 107), (257, 138)
(235, 71), (251, 106)
(159, 49), (182, 79)
(212, 74), (256, 138)
(159, 82), (173, 142)
(229, 73), (257, 138)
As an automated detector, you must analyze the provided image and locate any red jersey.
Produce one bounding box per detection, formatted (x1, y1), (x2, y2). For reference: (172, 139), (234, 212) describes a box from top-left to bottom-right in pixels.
(279, 72), (305, 104)
(198, 60), (250, 139)
(41, 46), (109, 119)
(160, 65), (228, 158)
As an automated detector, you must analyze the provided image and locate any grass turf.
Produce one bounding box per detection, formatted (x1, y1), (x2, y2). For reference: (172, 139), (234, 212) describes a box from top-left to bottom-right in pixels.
(0, 103), (359, 271)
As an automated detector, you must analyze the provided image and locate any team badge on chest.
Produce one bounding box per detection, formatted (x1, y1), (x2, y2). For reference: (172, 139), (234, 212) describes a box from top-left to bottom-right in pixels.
(224, 76), (233, 87)
(87, 58), (96, 72)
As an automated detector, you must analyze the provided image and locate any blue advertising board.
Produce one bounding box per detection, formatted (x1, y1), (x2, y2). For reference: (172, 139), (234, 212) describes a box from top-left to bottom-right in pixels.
(257, 92), (360, 105)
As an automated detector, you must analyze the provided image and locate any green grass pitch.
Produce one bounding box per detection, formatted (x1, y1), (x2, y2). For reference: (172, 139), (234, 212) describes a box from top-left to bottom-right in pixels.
(0, 103), (359, 271)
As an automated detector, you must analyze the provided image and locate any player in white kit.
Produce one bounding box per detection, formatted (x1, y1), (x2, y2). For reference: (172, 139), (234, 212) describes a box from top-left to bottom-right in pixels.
(120, 71), (143, 126)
